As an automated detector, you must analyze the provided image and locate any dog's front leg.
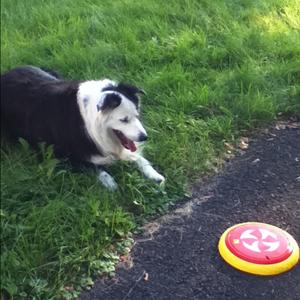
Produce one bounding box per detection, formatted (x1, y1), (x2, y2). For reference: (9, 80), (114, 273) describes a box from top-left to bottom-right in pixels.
(90, 156), (118, 191)
(98, 169), (118, 191)
(133, 155), (165, 184)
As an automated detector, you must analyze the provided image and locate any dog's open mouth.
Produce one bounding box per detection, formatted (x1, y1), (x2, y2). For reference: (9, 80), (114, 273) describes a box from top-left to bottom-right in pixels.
(113, 130), (137, 152)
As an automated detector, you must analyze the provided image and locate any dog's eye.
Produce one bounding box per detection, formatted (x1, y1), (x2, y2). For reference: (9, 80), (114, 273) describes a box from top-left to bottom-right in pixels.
(120, 117), (129, 123)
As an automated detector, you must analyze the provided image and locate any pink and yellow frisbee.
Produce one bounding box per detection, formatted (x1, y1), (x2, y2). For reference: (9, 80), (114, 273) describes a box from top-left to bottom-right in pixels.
(218, 222), (299, 275)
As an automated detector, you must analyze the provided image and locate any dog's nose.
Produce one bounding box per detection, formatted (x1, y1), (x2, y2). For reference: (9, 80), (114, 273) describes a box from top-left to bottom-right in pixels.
(138, 133), (148, 142)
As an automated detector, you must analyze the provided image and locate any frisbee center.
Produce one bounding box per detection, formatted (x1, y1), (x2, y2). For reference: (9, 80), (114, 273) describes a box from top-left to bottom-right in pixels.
(225, 224), (293, 264)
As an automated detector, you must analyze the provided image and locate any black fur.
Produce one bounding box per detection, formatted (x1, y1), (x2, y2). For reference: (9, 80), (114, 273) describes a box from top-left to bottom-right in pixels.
(103, 83), (143, 109)
(1, 66), (101, 162)
(40, 67), (62, 79)
(98, 93), (122, 111)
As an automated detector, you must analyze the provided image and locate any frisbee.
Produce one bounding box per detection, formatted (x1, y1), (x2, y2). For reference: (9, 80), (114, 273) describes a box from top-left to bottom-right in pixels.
(218, 222), (299, 275)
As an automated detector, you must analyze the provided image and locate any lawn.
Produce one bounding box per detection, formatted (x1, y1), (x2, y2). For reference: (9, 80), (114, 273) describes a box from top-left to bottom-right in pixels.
(1, 0), (299, 299)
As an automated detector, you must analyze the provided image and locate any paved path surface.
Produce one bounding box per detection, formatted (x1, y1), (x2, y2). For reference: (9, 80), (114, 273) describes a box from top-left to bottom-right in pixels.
(81, 124), (300, 300)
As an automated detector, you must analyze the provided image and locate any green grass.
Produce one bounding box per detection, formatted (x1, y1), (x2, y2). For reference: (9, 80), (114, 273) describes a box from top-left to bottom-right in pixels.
(1, 0), (300, 298)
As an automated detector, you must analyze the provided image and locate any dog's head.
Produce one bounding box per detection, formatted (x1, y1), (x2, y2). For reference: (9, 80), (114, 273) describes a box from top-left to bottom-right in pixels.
(96, 83), (147, 152)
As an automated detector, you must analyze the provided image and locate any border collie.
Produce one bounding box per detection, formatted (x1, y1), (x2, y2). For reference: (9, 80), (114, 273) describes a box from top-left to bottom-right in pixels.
(1, 66), (165, 190)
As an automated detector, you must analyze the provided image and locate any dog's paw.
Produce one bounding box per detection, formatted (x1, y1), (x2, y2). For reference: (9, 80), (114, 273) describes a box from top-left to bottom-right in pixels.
(136, 158), (165, 185)
(98, 171), (118, 191)
(148, 169), (165, 184)
(154, 173), (165, 184)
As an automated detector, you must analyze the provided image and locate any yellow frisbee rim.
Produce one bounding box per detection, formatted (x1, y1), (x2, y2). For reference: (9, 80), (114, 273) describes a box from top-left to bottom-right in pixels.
(218, 222), (300, 275)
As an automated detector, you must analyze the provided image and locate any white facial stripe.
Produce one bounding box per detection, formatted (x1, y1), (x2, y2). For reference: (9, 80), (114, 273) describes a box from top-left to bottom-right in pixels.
(111, 97), (138, 119)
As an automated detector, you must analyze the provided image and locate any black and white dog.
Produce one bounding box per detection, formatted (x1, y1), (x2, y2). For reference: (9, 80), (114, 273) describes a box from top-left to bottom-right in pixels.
(1, 66), (165, 190)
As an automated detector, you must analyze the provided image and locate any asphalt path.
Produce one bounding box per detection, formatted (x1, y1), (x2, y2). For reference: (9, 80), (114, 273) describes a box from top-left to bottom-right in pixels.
(81, 123), (300, 300)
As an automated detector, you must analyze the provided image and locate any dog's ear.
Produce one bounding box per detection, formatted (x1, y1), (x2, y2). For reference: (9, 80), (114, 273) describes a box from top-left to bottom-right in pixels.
(137, 88), (146, 96)
(97, 93), (121, 111)
(118, 83), (146, 96)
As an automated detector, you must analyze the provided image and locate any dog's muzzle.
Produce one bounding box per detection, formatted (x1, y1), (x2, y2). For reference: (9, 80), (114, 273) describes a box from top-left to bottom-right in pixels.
(113, 130), (137, 152)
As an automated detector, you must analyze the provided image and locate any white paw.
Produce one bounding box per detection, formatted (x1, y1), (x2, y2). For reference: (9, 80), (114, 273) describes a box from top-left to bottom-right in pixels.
(153, 172), (165, 184)
(145, 167), (165, 184)
(98, 171), (118, 191)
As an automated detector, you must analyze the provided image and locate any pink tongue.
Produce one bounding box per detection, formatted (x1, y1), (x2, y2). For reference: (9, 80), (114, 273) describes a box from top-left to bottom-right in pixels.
(115, 130), (137, 152)
(127, 140), (137, 152)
